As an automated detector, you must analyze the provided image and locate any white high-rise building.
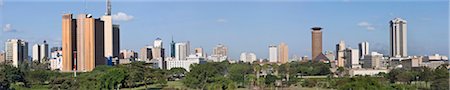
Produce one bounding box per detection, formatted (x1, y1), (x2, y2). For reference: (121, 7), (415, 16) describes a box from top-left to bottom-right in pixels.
(102, 0), (119, 58)
(390, 18), (407, 57)
(269, 45), (278, 63)
(175, 42), (189, 60)
(359, 41), (369, 58)
(50, 48), (63, 70)
(32, 41), (49, 63)
(5, 39), (28, 67)
(240, 52), (256, 63)
(344, 47), (361, 69)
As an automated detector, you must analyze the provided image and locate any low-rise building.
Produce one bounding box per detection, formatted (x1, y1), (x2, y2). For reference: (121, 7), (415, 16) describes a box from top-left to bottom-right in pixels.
(166, 54), (206, 71)
(349, 69), (389, 76)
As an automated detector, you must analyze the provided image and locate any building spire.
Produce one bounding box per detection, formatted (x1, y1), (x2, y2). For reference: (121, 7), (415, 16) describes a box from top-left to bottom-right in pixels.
(106, 0), (111, 15)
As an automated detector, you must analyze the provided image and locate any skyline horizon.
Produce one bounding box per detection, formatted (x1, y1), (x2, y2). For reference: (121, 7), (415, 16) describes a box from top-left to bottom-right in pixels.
(0, 0), (448, 59)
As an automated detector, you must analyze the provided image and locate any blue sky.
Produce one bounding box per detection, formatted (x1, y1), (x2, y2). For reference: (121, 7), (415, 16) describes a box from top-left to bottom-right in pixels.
(0, 0), (448, 60)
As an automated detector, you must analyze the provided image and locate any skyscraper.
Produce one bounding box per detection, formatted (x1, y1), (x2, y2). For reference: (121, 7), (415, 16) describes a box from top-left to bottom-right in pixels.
(269, 45), (278, 63)
(76, 14), (105, 72)
(175, 42), (188, 60)
(152, 38), (164, 60)
(344, 47), (361, 69)
(170, 37), (176, 58)
(5, 39), (28, 67)
(311, 27), (323, 61)
(213, 44), (227, 57)
(240, 52), (256, 63)
(102, 0), (119, 59)
(336, 41), (345, 67)
(390, 18), (407, 57)
(62, 14), (77, 72)
(32, 41), (49, 63)
(359, 41), (369, 58)
(278, 42), (288, 64)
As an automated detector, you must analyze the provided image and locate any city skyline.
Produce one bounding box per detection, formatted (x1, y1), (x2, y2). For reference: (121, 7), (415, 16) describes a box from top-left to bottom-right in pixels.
(1, 0), (449, 60)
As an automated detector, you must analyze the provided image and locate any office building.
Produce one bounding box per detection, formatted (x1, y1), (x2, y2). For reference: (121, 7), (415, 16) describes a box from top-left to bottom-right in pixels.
(102, 0), (119, 59)
(311, 27), (323, 61)
(140, 46), (152, 61)
(170, 38), (176, 58)
(5, 39), (28, 67)
(361, 52), (383, 69)
(76, 14), (105, 72)
(269, 45), (278, 63)
(62, 14), (77, 72)
(32, 41), (49, 63)
(344, 48), (361, 69)
(175, 42), (189, 60)
(213, 44), (227, 57)
(359, 41), (369, 58)
(166, 55), (205, 72)
(336, 41), (345, 67)
(278, 42), (288, 64)
(240, 52), (256, 63)
(194, 48), (204, 57)
(390, 18), (408, 57)
(50, 48), (63, 70)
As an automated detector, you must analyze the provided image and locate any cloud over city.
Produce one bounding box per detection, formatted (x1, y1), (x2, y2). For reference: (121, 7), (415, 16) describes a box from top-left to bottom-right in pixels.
(3, 24), (17, 32)
(357, 21), (375, 31)
(112, 12), (134, 21)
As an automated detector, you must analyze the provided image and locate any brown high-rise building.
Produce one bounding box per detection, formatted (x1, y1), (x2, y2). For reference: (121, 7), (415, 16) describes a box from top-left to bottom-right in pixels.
(278, 42), (288, 64)
(76, 14), (105, 72)
(62, 14), (77, 72)
(311, 27), (323, 61)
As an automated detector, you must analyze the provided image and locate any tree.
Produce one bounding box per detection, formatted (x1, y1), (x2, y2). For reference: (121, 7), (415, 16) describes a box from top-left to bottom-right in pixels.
(264, 74), (278, 87)
(183, 63), (222, 89)
(228, 63), (252, 87)
(431, 65), (449, 90)
(169, 67), (187, 80)
(99, 68), (127, 89)
(395, 71), (414, 84)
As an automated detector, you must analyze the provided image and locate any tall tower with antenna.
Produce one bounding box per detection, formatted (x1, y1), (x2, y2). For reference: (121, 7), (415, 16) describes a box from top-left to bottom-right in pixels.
(106, 0), (111, 16)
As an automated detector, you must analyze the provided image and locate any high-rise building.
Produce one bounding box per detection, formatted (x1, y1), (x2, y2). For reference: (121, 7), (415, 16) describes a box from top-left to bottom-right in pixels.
(213, 44), (227, 57)
(76, 14), (105, 72)
(175, 42), (189, 60)
(102, 0), (119, 59)
(359, 41), (369, 58)
(140, 46), (152, 61)
(32, 41), (49, 63)
(390, 18), (407, 57)
(240, 52), (256, 63)
(194, 48), (204, 57)
(278, 42), (288, 64)
(152, 38), (164, 60)
(361, 52), (383, 69)
(344, 48), (361, 69)
(269, 45), (278, 63)
(62, 14), (77, 72)
(170, 37), (176, 58)
(336, 41), (345, 67)
(311, 27), (323, 61)
(5, 39), (28, 67)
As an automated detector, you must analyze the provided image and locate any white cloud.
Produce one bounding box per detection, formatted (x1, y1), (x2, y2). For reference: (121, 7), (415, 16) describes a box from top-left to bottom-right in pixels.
(3, 24), (17, 32)
(357, 21), (375, 31)
(112, 12), (134, 21)
(0, 0), (3, 6)
(216, 18), (228, 23)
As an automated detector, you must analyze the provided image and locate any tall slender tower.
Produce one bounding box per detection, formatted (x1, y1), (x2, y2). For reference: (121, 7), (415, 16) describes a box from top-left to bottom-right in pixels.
(278, 42), (288, 64)
(390, 18), (407, 57)
(269, 45), (278, 63)
(102, 0), (118, 58)
(62, 14), (77, 72)
(106, 0), (111, 16)
(311, 27), (323, 61)
(170, 37), (176, 58)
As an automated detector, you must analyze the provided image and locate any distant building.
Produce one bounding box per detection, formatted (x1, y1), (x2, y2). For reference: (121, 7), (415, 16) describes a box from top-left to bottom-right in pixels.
(0, 52), (5, 63)
(349, 69), (389, 76)
(152, 38), (164, 60)
(119, 49), (138, 62)
(50, 49), (63, 70)
(75, 14), (105, 72)
(194, 48), (204, 57)
(170, 38), (176, 58)
(336, 41), (346, 67)
(61, 14), (77, 72)
(240, 52), (256, 63)
(212, 44), (227, 61)
(361, 52), (384, 69)
(278, 42), (288, 64)
(390, 18), (408, 57)
(5, 39), (28, 67)
(358, 41), (369, 58)
(32, 41), (49, 63)
(166, 55), (206, 72)
(175, 42), (189, 60)
(344, 48), (361, 69)
(269, 45), (278, 63)
(140, 46), (152, 61)
(311, 27), (323, 60)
